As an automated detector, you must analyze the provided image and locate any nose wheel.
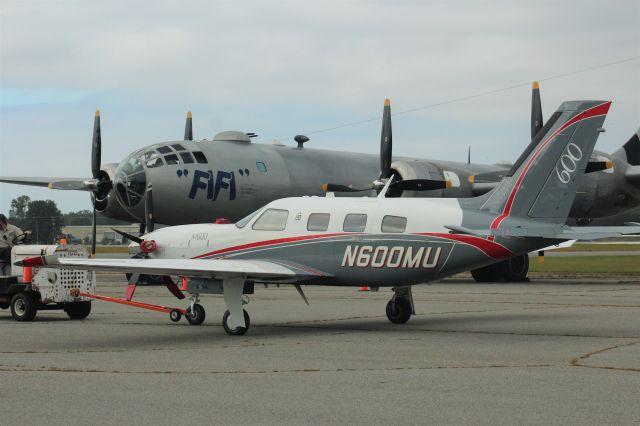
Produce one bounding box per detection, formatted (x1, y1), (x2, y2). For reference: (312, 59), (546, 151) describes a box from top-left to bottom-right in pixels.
(186, 303), (206, 325)
(386, 286), (415, 324)
(222, 309), (250, 336)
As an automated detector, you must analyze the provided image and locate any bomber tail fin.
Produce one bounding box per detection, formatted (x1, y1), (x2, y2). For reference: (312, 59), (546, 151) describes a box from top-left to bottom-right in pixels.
(465, 100), (611, 226)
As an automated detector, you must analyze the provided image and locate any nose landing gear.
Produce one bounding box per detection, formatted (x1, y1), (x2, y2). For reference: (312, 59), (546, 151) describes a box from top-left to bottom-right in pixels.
(386, 286), (415, 324)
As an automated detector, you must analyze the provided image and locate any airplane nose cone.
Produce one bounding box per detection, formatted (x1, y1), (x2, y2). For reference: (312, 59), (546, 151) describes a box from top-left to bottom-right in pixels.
(114, 153), (147, 220)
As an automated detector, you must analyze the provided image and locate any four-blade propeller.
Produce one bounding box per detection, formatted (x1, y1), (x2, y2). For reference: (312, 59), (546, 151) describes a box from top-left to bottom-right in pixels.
(322, 99), (450, 195)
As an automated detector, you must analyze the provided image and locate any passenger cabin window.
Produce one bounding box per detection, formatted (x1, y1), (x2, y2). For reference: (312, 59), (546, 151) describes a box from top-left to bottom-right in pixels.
(307, 213), (330, 231)
(343, 214), (367, 232)
(164, 154), (180, 165)
(157, 146), (173, 154)
(381, 215), (407, 233)
(171, 144), (186, 151)
(180, 152), (195, 164)
(252, 208), (289, 231)
(193, 151), (208, 164)
(256, 162), (267, 172)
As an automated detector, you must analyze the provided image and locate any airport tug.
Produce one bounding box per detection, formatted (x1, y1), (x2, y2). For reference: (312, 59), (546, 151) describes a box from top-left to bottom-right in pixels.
(0, 244), (95, 321)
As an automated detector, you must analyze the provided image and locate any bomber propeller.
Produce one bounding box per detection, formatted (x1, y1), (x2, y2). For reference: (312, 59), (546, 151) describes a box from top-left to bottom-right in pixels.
(322, 99), (450, 195)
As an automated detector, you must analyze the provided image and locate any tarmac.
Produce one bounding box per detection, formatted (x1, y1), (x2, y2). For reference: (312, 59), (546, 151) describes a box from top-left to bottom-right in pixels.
(1, 273), (639, 425)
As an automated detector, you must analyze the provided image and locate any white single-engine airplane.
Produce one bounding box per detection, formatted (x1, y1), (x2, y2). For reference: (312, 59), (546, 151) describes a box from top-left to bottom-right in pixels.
(17, 100), (640, 335)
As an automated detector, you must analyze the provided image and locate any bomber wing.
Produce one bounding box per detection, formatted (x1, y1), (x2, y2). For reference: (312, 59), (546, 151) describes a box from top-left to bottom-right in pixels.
(16, 255), (329, 281)
(0, 176), (96, 191)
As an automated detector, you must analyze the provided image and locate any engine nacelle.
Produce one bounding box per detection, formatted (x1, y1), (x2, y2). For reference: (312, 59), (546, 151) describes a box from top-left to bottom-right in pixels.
(91, 163), (139, 222)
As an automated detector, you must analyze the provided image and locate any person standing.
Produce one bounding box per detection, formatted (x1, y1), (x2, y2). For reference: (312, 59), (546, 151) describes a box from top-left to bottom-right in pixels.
(0, 214), (31, 275)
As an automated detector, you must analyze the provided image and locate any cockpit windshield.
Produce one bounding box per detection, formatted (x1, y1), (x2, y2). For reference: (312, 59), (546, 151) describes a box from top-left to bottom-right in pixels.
(114, 153), (147, 207)
(235, 208), (262, 229)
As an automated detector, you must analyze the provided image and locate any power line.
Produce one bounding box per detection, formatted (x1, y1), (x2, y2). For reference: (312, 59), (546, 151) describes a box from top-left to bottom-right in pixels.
(276, 55), (640, 141)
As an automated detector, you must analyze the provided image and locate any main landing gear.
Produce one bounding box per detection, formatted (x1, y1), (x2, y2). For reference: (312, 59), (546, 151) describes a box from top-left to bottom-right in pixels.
(471, 254), (530, 283)
(386, 286), (415, 324)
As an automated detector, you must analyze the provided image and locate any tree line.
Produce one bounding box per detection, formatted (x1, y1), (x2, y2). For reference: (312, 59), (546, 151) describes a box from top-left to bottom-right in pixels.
(7, 195), (130, 244)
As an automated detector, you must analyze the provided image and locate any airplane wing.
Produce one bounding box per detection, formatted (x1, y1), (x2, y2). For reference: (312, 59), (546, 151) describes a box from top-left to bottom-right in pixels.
(0, 176), (95, 191)
(15, 255), (330, 281)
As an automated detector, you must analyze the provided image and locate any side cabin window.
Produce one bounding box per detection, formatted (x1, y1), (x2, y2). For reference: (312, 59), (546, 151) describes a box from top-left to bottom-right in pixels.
(252, 208), (289, 231)
(381, 215), (407, 233)
(343, 214), (367, 232)
(307, 213), (330, 231)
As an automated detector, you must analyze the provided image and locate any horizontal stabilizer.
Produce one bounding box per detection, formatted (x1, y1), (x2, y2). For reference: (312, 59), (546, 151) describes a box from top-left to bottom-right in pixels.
(447, 223), (640, 241)
(0, 176), (95, 191)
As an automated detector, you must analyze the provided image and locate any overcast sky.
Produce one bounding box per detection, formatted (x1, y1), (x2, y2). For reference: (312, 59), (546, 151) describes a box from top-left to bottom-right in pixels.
(1, 0), (639, 214)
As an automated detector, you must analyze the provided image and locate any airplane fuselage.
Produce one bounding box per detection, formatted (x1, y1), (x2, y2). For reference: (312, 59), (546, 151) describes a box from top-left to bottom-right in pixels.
(141, 196), (552, 287)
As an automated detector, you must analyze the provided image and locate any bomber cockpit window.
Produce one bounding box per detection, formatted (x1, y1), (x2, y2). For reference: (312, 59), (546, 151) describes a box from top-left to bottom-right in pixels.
(256, 162), (267, 172)
(157, 146), (173, 154)
(146, 157), (164, 168)
(171, 144), (186, 151)
(179, 152), (195, 164)
(307, 213), (330, 231)
(193, 151), (208, 164)
(343, 214), (367, 232)
(252, 208), (289, 231)
(381, 215), (407, 233)
(164, 154), (180, 165)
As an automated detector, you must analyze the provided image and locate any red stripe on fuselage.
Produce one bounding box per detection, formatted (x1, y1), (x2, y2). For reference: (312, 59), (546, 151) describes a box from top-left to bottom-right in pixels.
(489, 101), (611, 233)
(193, 233), (352, 259)
(417, 233), (513, 259)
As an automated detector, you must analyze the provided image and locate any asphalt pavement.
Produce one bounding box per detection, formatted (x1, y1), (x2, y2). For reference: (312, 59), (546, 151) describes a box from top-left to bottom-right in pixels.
(1, 274), (639, 425)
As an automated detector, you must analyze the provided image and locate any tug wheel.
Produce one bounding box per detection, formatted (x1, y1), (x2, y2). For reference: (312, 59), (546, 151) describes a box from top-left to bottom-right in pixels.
(386, 298), (412, 324)
(169, 309), (182, 322)
(11, 292), (38, 322)
(186, 304), (205, 325)
(222, 309), (250, 336)
(65, 301), (92, 319)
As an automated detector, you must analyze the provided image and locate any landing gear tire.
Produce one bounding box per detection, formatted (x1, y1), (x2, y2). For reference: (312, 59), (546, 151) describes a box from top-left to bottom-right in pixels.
(65, 301), (92, 319)
(222, 309), (250, 336)
(169, 309), (182, 322)
(471, 254), (529, 283)
(470, 264), (494, 282)
(495, 254), (529, 282)
(11, 292), (38, 322)
(186, 303), (205, 325)
(386, 298), (412, 324)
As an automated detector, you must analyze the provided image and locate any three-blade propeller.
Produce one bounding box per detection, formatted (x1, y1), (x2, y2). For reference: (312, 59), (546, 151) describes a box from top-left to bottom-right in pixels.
(323, 99), (450, 195)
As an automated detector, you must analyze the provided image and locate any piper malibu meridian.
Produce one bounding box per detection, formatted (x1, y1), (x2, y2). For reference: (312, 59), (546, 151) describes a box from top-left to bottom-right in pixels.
(17, 100), (640, 335)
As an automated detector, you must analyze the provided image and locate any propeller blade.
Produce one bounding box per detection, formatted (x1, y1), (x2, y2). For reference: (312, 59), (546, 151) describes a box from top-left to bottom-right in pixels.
(389, 179), (451, 191)
(184, 111), (193, 141)
(322, 183), (374, 193)
(91, 110), (102, 179)
(145, 184), (155, 233)
(47, 179), (98, 191)
(585, 160), (614, 174)
(112, 228), (143, 244)
(380, 99), (393, 179)
(91, 208), (97, 257)
(531, 81), (543, 139)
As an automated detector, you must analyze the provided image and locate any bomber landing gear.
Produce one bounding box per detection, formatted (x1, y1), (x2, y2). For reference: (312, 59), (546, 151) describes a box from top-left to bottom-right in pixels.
(471, 254), (529, 283)
(386, 286), (415, 324)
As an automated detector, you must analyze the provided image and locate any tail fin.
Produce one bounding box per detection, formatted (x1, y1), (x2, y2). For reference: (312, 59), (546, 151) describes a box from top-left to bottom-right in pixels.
(472, 100), (611, 225)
